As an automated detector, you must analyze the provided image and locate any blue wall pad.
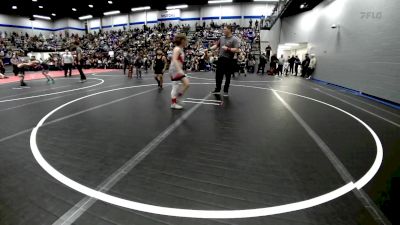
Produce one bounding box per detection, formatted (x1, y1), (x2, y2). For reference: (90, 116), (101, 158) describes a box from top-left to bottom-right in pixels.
(312, 78), (400, 110)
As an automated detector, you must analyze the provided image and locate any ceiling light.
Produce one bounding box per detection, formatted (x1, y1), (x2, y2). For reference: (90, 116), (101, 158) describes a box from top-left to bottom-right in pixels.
(12, 6), (17, 9)
(39, 5), (43, 8)
(88, 4), (94, 8)
(79, 15), (93, 20)
(131, 6), (151, 12)
(72, 8), (77, 11)
(208, 0), (232, 3)
(300, 4), (306, 9)
(166, 4), (188, 10)
(108, 1), (113, 4)
(33, 15), (52, 20)
(52, 13), (56, 16)
(284, 43), (300, 46)
(104, 10), (120, 16)
(32, 0), (37, 2)
(253, 0), (279, 2)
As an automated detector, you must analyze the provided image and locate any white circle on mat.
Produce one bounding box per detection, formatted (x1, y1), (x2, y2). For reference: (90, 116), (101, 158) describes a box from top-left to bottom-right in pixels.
(29, 83), (383, 219)
(0, 78), (104, 103)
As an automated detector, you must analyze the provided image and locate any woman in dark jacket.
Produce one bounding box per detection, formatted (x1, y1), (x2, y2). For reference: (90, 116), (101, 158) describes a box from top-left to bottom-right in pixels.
(270, 54), (278, 75)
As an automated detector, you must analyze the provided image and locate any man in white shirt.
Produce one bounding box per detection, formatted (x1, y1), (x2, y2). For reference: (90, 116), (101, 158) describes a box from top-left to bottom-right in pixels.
(62, 50), (74, 77)
(306, 54), (317, 80)
(277, 55), (285, 76)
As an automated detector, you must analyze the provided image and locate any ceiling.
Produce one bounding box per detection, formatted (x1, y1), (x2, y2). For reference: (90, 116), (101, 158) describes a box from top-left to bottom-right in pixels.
(0, 0), (258, 20)
(282, 0), (324, 17)
(0, 0), (324, 21)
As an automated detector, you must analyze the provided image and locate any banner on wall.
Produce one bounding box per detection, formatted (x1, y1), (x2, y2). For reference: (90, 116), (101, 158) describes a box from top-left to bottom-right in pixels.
(158, 9), (181, 20)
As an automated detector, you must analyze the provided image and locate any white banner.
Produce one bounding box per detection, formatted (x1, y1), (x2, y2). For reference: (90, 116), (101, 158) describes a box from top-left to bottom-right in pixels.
(159, 9), (181, 19)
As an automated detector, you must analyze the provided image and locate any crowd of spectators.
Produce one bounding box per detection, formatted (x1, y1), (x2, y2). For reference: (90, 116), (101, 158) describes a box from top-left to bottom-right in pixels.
(0, 22), (259, 74)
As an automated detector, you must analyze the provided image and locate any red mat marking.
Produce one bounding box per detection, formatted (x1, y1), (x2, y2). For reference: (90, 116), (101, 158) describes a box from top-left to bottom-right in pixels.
(0, 69), (119, 84)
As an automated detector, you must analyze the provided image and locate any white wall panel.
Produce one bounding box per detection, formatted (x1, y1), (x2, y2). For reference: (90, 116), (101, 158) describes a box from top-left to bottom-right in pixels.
(279, 0), (400, 103)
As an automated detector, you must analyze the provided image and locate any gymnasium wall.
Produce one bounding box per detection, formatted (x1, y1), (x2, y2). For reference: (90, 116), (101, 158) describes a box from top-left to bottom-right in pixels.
(181, 8), (200, 28)
(1, 3), (277, 35)
(0, 14), (54, 35)
(278, 0), (400, 103)
(0, 14), (85, 36)
(53, 18), (86, 36)
(260, 18), (281, 56)
(89, 3), (276, 31)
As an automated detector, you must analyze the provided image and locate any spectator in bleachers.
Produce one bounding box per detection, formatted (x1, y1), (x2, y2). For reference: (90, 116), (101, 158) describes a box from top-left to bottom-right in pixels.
(237, 52), (247, 76)
(247, 54), (256, 73)
(1, 23), (258, 78)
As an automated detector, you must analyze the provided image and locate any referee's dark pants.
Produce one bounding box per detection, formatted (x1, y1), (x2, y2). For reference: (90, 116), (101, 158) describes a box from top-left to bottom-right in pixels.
(13, 65), (19, 76)
(123, 61), (129, 74)
(76, 63), (86, 80)
(215, 57), (233, 93)
(64, 63), (72, 77)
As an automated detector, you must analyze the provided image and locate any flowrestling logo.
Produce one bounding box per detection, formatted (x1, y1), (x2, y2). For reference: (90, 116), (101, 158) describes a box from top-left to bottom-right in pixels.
(160, 9), (181, 18)
(360, 11), (382, 19)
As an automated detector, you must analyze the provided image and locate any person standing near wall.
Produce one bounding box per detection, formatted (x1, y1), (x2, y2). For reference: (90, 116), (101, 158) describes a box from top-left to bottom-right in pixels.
(294, 55), (301, 76)
(265, 45), (271, 62)
(257, 52), (267, 75)
(306, 54), (317, 80)
(269, 53), (278, 75)
(62, 50), (74, 77)
(289, 55), (295, 75)
(208, 25), (240, 97)
(301, 53), (310, 78)
(74, 41), (87, 82)
(277, 55), (284, 76)
(283, 56), (290, 76)
(260, 16), (265, 29)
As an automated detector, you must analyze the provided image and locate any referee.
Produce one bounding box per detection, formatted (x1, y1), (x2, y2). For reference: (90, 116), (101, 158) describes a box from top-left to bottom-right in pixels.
(62, 49), (74, 77)
(74, 41), (87, 82)
(209, 25), (240, 97)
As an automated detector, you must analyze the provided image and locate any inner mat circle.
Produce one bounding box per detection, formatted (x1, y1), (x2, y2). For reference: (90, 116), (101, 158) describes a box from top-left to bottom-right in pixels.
(29, 83), (383, 219)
